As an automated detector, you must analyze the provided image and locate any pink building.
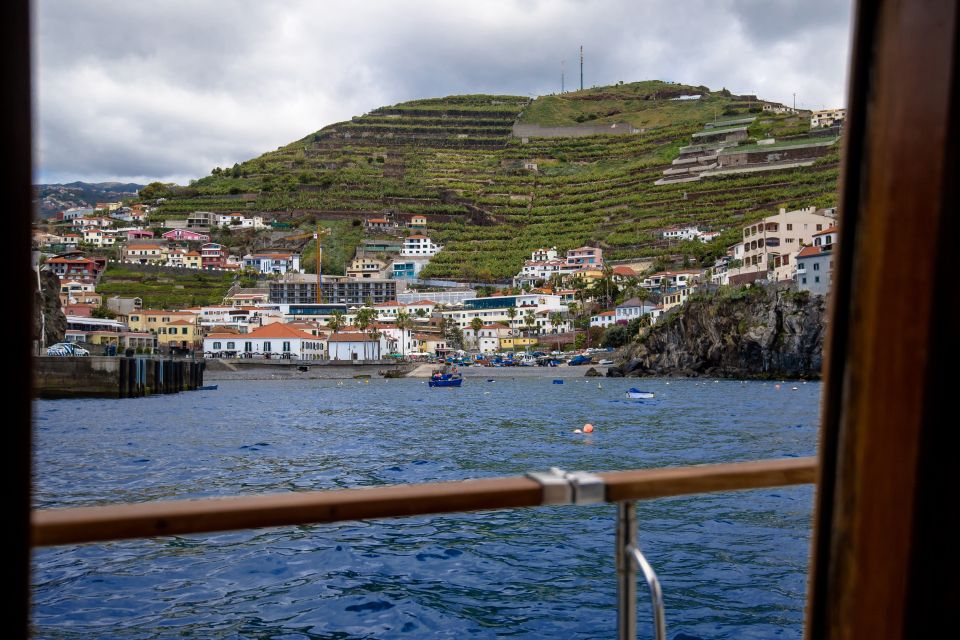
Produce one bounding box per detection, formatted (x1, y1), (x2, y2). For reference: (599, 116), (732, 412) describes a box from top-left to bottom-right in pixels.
(163, 229), (210, 242)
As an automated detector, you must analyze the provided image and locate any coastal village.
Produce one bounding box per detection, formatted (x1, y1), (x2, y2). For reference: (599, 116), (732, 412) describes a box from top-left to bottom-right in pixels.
(33, 104), (843, 367)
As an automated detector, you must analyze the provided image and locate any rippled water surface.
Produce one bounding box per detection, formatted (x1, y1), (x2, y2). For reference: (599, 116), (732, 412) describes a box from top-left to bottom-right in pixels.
(33, 377), (819, 639)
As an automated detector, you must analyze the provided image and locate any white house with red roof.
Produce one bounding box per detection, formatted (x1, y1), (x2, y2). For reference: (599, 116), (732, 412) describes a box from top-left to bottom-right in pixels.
(327, 332), (385, 361)
(796, 226), (839, 295)
(81, 227), (116, 247)
(203, 322), (326, 359)
(467, 322), (512, 353)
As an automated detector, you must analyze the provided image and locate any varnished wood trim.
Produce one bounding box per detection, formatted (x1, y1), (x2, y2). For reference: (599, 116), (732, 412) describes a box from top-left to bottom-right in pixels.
(807, 1), (959, 638)
(33, 458), (816, 547)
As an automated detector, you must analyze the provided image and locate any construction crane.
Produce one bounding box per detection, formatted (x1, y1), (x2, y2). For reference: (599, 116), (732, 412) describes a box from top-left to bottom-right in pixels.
(314, 225), (332, 303)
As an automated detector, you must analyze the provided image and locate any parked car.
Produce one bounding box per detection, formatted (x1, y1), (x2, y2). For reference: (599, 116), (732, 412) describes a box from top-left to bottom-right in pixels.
(46, 343), (89, 356)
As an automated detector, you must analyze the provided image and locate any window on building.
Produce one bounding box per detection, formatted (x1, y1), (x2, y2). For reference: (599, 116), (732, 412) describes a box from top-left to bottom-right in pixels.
(227, 342), (235, 349)
(814, 263), (821, 271)
(213, 342), (221, 350)
(245, 342), (252, 352)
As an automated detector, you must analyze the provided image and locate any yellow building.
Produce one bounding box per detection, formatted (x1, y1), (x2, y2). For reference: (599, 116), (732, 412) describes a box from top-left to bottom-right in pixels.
(127, 310), (199, 348)
(500, 336), (537, 350)
(156, 319), (199, 349)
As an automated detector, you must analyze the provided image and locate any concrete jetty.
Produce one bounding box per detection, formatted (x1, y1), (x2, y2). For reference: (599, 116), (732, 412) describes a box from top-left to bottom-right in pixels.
(35, 356), (205, 399)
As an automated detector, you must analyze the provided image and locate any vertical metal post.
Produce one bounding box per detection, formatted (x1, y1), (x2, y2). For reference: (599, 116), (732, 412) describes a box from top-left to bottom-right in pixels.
(617, 501), (637, 640)
(617, 500), (667, 640)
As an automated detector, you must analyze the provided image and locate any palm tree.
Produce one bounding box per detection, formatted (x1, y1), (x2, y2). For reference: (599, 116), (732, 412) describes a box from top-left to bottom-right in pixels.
(550, 312), (564, 352)
(470, 317), (484, 352)
(354, 307), (375, 361)
(506, 306), (518, 335)
(395, 310), (411, 358)
(523, 310), (536, 341)
(326, 310), (345, 335)
(369, 327), (383, 360)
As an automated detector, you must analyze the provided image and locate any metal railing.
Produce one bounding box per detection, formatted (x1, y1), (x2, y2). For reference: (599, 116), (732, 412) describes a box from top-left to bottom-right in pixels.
(31, 456), (817, 638)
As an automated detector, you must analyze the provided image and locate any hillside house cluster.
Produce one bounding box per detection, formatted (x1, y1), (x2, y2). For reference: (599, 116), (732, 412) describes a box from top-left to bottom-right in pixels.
(513, 246), (605, 287)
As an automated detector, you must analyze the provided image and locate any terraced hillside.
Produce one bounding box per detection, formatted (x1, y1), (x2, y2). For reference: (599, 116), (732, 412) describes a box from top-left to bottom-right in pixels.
(151, 81), (839, 280)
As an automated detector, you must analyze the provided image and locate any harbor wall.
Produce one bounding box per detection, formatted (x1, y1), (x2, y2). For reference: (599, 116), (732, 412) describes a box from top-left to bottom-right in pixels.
(35, 356), (205, 399)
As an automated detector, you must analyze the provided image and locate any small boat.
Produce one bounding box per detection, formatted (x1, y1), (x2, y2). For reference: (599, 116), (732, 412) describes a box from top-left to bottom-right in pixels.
(626, 388), (655, 399)
(199, 384), (218, 391)
(552, 379), (564, 384)
(428, 373), (462, 388)
(598, 359), (614, 365)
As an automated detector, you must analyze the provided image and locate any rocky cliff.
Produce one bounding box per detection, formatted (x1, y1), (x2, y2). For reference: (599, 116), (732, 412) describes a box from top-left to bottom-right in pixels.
(608, 284), (826, 379)
(34, 269), (67, 347)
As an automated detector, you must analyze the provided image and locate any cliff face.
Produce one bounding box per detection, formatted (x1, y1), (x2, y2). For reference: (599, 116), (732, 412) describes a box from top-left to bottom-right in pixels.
(34, 269), (67, 347)
(608, 285), (826, 379)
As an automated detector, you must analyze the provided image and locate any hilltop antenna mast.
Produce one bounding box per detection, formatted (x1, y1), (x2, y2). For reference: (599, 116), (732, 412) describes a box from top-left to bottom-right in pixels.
(579, 46), (583, 91)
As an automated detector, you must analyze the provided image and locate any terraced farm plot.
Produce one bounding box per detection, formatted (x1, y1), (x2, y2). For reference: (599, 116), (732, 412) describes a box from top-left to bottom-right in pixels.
(154, 82), (839, 281)
(97, 266), (235, 309)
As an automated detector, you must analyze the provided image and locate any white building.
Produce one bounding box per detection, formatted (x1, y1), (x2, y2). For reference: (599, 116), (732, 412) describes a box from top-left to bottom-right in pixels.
(590, 310), (617, 328)
(662, 226), (701, 241)
(243, 252), (301, 274)
(615, 298), (658, 323)
(81, 227), (116, 247)
(400, 235), (442, 257)
(442, 293), (568, 333)
(641, 270), (702, 292)
(216, 213), (266, 229)
(811, 108), (846, 128)
(203, 323), (326, 360)
(327, 332), (384, 360)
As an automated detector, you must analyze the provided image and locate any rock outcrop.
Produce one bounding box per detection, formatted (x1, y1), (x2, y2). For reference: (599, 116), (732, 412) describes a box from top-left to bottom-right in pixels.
(607, 284), (825, 379)
(34, 269), (67, 347)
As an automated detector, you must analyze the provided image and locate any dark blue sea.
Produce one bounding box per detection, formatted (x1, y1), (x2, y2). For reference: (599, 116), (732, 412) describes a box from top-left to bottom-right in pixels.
(33, 377), (819, 639)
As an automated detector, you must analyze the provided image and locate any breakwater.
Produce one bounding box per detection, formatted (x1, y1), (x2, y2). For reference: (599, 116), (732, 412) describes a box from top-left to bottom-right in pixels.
(34, 356), (205, 399)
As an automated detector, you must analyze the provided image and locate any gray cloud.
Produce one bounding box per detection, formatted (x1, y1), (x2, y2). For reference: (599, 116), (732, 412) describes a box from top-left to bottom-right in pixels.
(34, 0), (852, 184)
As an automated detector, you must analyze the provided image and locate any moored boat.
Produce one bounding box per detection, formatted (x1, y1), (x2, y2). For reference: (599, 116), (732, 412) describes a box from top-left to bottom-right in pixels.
(428, 371), (463, 388)
(626, 388), (654, 399)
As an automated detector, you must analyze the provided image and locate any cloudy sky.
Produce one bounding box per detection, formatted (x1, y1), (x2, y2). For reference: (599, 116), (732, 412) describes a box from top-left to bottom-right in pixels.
(34, 0), (852, 185)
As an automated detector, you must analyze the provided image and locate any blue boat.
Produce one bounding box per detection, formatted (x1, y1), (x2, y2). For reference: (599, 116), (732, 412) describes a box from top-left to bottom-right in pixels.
(428, 373), (463, 388)
(626, 388), (654, 399)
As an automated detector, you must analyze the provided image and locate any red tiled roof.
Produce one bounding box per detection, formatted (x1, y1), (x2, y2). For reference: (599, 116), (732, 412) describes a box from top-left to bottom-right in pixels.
(813, 226), (838, 236)
(241, 323), (315, 339)
(327, 332), (378, 342)
(796, 246), (823, 258)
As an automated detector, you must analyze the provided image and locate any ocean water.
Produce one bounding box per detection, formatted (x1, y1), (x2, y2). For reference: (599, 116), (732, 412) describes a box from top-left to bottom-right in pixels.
(33, 377), (819, 639)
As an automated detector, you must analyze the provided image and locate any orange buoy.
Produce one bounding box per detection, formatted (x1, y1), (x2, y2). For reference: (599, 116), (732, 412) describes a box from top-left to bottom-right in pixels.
(583, 423), (594, 433)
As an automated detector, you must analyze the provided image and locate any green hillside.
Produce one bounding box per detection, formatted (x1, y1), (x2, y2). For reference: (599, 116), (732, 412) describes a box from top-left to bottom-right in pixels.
(148, 81), (839, 280)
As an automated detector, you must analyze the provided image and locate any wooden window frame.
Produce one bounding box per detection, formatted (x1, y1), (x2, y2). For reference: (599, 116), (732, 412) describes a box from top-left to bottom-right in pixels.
(9, 0), (959, 637)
